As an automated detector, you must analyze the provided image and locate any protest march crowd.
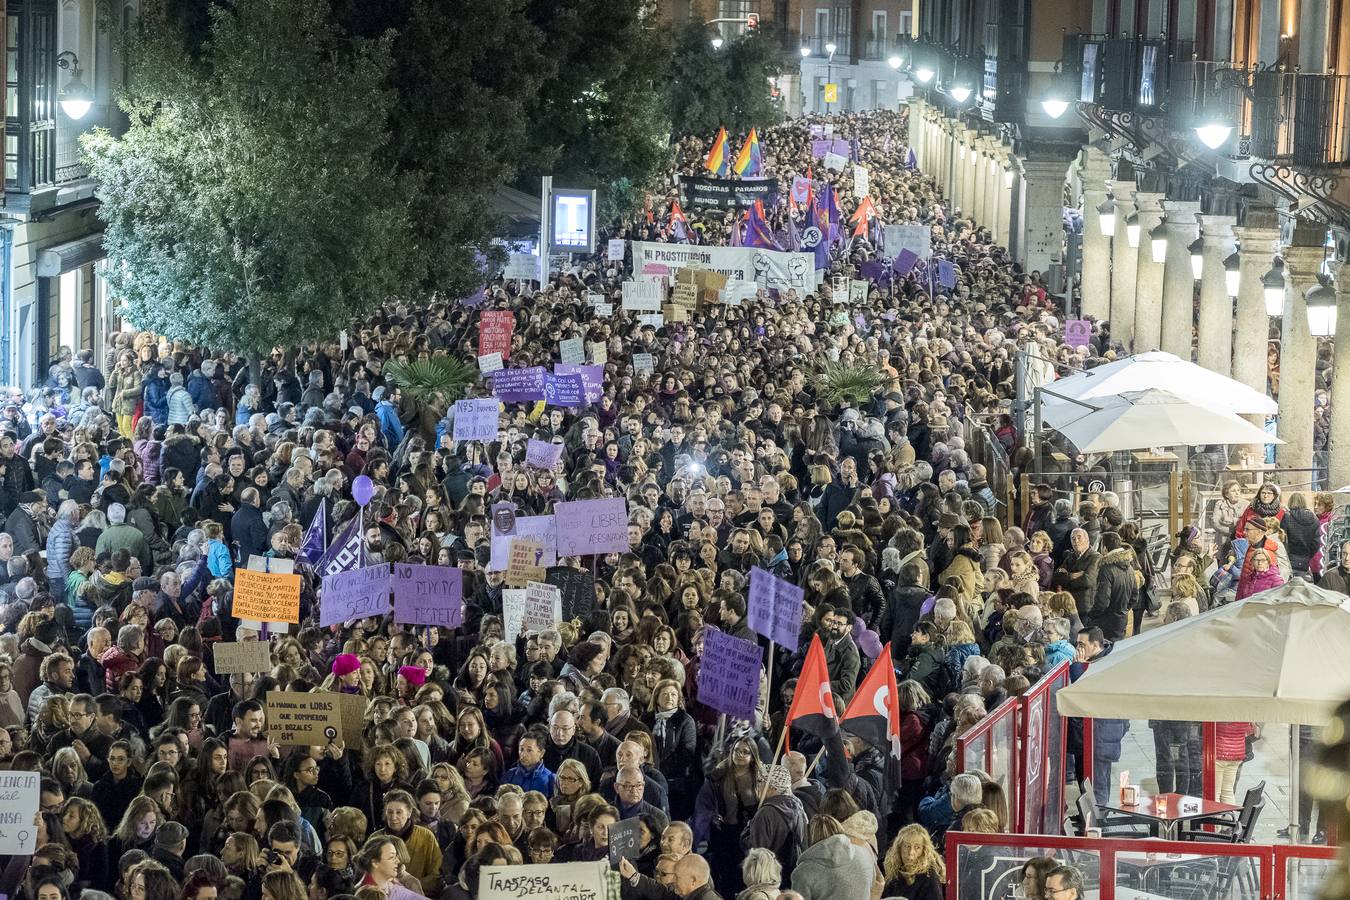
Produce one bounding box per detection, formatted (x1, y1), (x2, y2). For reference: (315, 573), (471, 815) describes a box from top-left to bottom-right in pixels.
(0, 106), (1320, 900)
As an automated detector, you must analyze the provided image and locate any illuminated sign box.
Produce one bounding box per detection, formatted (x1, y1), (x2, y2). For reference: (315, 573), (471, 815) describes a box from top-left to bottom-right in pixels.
(550, 188), (595, 252)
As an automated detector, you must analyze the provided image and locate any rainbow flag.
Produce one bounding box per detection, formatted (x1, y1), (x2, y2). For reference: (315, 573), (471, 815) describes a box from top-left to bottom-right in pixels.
(704, 127), (730, 176)
(733, 128), (763, 177)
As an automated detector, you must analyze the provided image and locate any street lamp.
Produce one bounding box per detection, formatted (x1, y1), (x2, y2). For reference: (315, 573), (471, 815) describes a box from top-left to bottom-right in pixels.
(1149, 219), (1169, 264)
(1097, 197), (1117, 237)
(888, 55), (902, 70)
(1263, 258), (1286, 316)
(959, 144), (966, 161)
(950, 84), (972, 103)
(800, 46), (811, 58)
(1306, 274), (1338, 336)
(915, 67), (935, 83)
(1189, 236), (1205, 280)
(1224, 250), (1242, 298)
(1195, 120), (1235, 150)
(1004, 167), (1014, 188)
(711, 36), (724, 50)
(824, 42), (837, 112)
(825, 41), (837, 55)
(56, 51), (93, 120)
(1125, 212), (1141, 248)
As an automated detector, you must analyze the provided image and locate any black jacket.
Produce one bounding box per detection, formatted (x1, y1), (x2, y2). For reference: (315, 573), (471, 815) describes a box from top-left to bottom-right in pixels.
(1053, 548), (1101, 619)
(544, 736), (603, 787)
(1089, 548), (1136, 641)
(1284, 507), (1320, 573)
(743, 792), (808, 875)
(230, 502), (270, 561)
(883, 584), (929, 658)
(841, 570), (886, 631)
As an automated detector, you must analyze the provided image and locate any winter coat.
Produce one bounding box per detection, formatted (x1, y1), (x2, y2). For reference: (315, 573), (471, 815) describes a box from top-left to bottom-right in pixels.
(13, 638), (50, 706)
(1236, 562), (1286, 601)
(5, 507), (41, 555)
(45, 516), (77, 585)
(1088, 548), (1136, 641)
(134, 439), (162, 485)
(901, 643), (945, 698)
(1053, 548), (1100, 619)
(99, 645), (142, 692)
(108, 367), (143, 415)
(937, 547), (984, 602)
(166, 387), (195, 426)
(1215, 722), (1255, 761)
(743, 792), (808, 875)
(1044, 640), (1076, 669)
(899, 709), (930, 781)
(790, 834), (876, 900)
(842, 571), (887, 631)
(375, 400), (405, 449)
(882, 584), (928, 659)
(141, 373), (169, 424)
(186, 371), (216, 412)
(821, 633), (860, 701)
(1283, 507), (1321, 574)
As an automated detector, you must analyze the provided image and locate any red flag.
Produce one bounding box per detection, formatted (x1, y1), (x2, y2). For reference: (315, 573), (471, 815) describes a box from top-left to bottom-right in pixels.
(784, 634), (838, 749)
(805, 167), (815, 206)
(840, 643), (902, 762)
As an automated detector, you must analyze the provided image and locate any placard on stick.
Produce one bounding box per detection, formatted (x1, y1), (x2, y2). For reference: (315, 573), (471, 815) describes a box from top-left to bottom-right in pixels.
(213, 640), (273, 675)
(319, 564), (391, 626)
(506, 538), (546, 588)
(266, 691), (343, 746)
(554, 498), (630, 557)
(0, 771), (39, 854)
(232, 569), (301, 624)
(392, 563), (464, 628)
(607, 818), (643, 864)
(696, 628), (762, 721)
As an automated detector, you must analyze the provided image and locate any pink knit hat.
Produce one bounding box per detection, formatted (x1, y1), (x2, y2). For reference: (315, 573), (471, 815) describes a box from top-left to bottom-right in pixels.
(399, 665), (427, 687)
(331, 654), (361, 677)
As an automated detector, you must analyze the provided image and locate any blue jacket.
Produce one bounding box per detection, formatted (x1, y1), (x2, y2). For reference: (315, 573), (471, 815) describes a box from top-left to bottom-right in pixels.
(186, 372), (216, 412)
(207, 540), (234, 579)
(142, 373), (169, 424)
(1044, 640), (1076, 668)
(375, 400), (404, 448)
(166, 386), (195, 425)
(502, 761), (556, 795)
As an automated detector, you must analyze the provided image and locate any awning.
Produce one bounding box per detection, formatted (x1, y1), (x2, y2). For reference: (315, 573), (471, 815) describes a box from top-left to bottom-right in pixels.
(36, 233), (105, 278)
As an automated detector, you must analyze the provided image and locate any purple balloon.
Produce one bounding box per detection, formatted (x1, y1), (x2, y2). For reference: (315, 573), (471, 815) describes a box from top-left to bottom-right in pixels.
(352, 475), (375, 507)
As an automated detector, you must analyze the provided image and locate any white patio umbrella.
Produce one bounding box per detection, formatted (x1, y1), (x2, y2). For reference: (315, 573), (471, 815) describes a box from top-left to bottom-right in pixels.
(1057, 580), (1350, 837)
(1040, 388), (1282, 454)
(1040, 351), (1278, 416)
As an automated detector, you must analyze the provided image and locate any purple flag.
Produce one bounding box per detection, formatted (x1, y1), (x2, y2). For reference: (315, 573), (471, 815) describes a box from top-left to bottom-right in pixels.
(297, 497), (327, 565)
(745, 204), (782, 251)
(315, 512), (366, 581)
(938, 259), (957, 290)
(802, 191), (829, 271)
(906, 147), (918, 169)
(748, 566), (804, 651)
(786, 214), (800, 252)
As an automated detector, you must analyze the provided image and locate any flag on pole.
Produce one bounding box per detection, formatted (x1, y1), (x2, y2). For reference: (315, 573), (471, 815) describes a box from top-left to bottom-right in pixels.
(906, 147), (918, 170)
(802, 188), (830, 271)
(733, 128), (763, 177)
(745, 201), (782, 250)
(784, 634), (839, 749)
(315, 511), (365, 580)
(669, 201), (688, 242)
(937, 259), (957, 290)
(840, 644), (904, 786)
(296, 497), (328, 564)
(704, 127), (731, 176)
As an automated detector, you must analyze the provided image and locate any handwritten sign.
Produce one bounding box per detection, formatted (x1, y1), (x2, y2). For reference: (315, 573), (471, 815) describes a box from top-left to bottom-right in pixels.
(607, 818), (643, 864)
(554, 364), (604, 404)
(479, 310), (515, 359)
(633, 353), (654, 375)
(671, 282), (697, 307)
(525, 439), (564, 470)
(546, 566), (597, 621)
(502, 589), (526, 642)
(491, 367), (546, 403)
(554, 498), (629, 557)
(853, 164), (869, 198)
(392, 564), (463, 627)
(479, 862), (608, 900)
(266, 691), (343, 746)
(213, 640), (273, 675)
(589, 342), (607, 365)
(504, 253), (537, 281)
(524, 581), (562, 632)
(607, 238), (626, 261)
(559, 338), (585, 365)
(637, 313), (664, 329)
(622, 281), (662, 311)
(823, 150), (848, 172)
(506, 538), (546, 588)
(697, 628), (762, 721)
(593, 301), (613, 317)
(453, 398), (500, 442)
(478, 352), (504, 374)
(543, 373), (584, 407)
(490, 515), (557, 572)
(232, 569), (301, 624)
(0, 771), (39, 854)
(319, 564), (391, 626)
(849, 279), (868, 305)
(747, 566), (805, 652)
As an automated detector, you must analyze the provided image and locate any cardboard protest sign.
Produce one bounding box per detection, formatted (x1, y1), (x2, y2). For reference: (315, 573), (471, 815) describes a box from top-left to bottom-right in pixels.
(607, 818), (643, 864)
(696, 628), (762, 721)
(525, 439), (564, 470)
(0, 771), (39, 854)
(319, 564), (391, 627)
(1064, 319), (1092, 348)
(477, 352), (504, 374)
(849, 279), (868, 305)
(502, 589), (526, 642)
(452, 398), (500, 442)
(593, 301), (613, 317)
(490, 367), (547, 402)
(479, 310), (515, 359)
(479, 862), (609, 900)
(747, 566), (805, 652)
(589, 342), (607, 365)
(334, 691), (367, 746)
(232, 569), (301, 624)
(554, 498), (629, 557)
(506, 538), (546, 588)
(489, 515), (556, 571)
(607, 239), (625, 261)
(559, 338), (585, 365)
(392, 564), (463, 628)
(213, 640), (273, 675)
(853, 164), (869, 198)
(671, 282), (697, 307)
(524, 581), (562, 632)
(266, 691), (343, 746)
(633, 353), (655, 374)
(545, 566), (597, 621)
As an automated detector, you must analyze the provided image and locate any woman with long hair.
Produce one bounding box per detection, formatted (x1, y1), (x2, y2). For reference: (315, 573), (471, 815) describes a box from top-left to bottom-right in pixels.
(109, 794), (160, 862)
(61, 796), (110, 891)
(357, 744), (412, 827)
(881, 824), (945, 900)
(693, 736), (764, 891)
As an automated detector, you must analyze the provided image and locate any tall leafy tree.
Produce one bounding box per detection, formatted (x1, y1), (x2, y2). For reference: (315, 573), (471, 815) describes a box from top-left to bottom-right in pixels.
(667, 22), (785, 137)
(83, 0), (413, 362)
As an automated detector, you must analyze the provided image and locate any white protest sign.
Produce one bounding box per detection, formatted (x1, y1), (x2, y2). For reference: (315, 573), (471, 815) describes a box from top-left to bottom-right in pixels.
(633, 353), (654, 375)
(479, 862), (609, 900)
(849, 279), (868, 305)
(524, 581), (562, 632)
(630, 241), (820, 292)
(622, 281), (663, 311)
(824, 151), (848, 171)
(607, 239), (626, 261)
(854, 164), (870, 198)
(477, 352), (504, 374)
(720, 279), (757, 305)
(589, 342), (608, 364)
(637, 313), (664, 328)
(559, 338), (585, 365)
(502, 589), (526, 642)
(504, 253), (537, 281)
(593, 302), (613, 317)
(0, 771), (39, 854)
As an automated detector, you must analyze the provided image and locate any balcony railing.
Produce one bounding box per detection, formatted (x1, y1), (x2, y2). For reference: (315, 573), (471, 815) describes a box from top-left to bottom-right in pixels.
(55, 103), (116, 183)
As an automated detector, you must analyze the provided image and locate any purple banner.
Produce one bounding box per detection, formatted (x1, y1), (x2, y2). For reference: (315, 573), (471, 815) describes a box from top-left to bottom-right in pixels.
(490, 366), (546, 402)
(319, 564), (390, 626)
(811, 138), (850, 159)
(554, 363), (604, 403)
(392, 563), (463, 628)
(525, 438), (564, 470)
(543, 373), (584, 407)
(894, 248), (919, 275)
(554, 498), (629, 557)
(696, 628), (762, 721)
(747, 566), (804, 652)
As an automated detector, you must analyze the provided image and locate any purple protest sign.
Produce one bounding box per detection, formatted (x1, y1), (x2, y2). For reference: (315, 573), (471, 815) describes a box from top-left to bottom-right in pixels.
(543, 373), (584, 407)
(747, 566), (804, 651)
(696, 628), (762, 721)
(489, 515), (556, 571)
(525, 439), (564, 470)
(320, 564), (391, 626)
(894, 248), (919, 275)
(392, 564), (463, 628)
(451, 398), (499, 442)
(809, 124), (824, 139)
(1064, 319), (1092, 348)
(490, 366), (546, 402)
(554, 498), (629, 556)
(554, 363), (603, 403)
(811, 139), (831, 159)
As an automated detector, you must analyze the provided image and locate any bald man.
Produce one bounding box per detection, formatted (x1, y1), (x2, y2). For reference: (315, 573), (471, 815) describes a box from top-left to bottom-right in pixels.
(618, 853), (722, 900)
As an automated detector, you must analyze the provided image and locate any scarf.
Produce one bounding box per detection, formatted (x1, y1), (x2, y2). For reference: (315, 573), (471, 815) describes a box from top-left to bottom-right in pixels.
(1251, 495), (1282, 518)
(652, 708), (678, 744)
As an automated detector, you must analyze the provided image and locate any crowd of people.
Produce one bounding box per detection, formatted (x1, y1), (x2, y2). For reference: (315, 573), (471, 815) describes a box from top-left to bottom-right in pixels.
(0, 105), (1326, 900)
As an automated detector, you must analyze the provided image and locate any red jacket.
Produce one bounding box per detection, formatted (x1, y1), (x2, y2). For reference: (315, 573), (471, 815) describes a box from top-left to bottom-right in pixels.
(99, 645), (142, 692)
(899, 710), (929, 781)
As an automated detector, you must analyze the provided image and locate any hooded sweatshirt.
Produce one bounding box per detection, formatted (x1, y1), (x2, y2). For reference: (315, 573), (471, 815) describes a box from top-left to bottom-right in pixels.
(791, 834), (877, 900)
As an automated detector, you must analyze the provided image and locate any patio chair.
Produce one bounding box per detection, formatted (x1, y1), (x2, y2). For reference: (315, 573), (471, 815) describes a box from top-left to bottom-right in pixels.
(1076, 784), (1152, 838)
(1179, 781), (1266, 843)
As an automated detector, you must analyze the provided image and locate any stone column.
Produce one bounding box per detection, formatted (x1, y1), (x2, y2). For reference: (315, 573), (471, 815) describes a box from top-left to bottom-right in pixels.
(1196, 214), (1237, 375)
(1330, 260), (1350, 487)
(973, 139), (991, 227)
(961, 129), (979, 217)
(941, 122), (955, 204)
(1019, 158), (1068, 278)
(1109, 183), (1138, 351)
(1080, 148), (1114, 321)
(1133, 192), (1167, 351)
(1279, 239), (1323, 479)
(1161, 200), (1201, 359)
(987, 151), (1004, 241)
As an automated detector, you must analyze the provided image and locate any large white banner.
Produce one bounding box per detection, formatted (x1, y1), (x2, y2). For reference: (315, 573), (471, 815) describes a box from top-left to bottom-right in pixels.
(630, 241), (820, 295)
